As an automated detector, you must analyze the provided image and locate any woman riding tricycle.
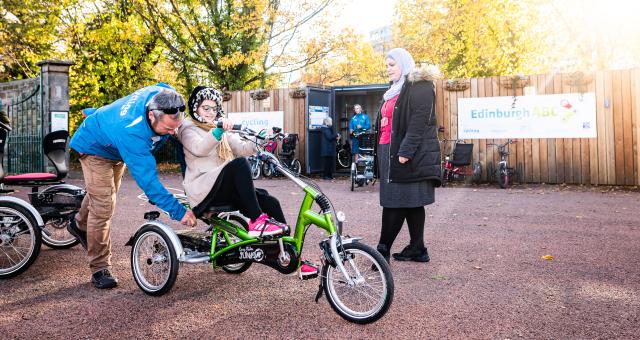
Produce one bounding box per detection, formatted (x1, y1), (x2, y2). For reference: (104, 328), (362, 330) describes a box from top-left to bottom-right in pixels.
(127, 86), (394, 324)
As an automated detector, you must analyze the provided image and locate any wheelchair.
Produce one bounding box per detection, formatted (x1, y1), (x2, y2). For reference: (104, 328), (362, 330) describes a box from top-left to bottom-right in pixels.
(350, 132), (376, 191)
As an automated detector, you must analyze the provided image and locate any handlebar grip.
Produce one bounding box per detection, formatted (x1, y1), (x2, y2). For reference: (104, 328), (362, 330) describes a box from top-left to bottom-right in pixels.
(216, 121), (243, 131)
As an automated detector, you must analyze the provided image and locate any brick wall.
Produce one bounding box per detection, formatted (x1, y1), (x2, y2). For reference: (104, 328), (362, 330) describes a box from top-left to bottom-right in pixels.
(0, 77), (38, 107)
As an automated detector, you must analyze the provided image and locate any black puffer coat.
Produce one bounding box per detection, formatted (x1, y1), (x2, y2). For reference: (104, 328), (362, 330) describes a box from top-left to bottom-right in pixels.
(374, 66), (442, 186)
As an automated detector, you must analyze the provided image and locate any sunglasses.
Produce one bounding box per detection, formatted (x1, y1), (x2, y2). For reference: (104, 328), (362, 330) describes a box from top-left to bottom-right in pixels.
(151, 105), (186, 115)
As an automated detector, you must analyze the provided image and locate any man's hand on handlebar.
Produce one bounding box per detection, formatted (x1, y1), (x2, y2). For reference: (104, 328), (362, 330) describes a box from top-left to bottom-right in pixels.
(181, 209), (197, 228)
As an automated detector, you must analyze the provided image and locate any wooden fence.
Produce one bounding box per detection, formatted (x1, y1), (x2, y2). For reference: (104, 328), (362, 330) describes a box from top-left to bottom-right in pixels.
(222, 88), (309, 172)
(224, 68), (640, 186)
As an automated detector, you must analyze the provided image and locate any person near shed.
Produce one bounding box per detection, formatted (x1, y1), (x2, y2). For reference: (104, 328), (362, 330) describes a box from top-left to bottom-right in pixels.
(349, 104), (371, 161)
(320, 116), (339, 180)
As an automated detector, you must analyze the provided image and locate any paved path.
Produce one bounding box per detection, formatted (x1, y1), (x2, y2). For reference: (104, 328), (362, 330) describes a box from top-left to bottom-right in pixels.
(1, 173), (639, 339)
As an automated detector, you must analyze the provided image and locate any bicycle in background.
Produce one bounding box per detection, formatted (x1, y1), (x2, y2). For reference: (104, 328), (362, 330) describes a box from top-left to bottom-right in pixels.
(336, 139), (351, 169)
(488, 139), (517, 189)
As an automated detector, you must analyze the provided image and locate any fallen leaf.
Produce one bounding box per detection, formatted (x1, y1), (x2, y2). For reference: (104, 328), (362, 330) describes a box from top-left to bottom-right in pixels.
(473, 266), (482, 270)
(576, 215), (583, 219)
(430, 274), (449, 280)
(541, 255), (554, 261)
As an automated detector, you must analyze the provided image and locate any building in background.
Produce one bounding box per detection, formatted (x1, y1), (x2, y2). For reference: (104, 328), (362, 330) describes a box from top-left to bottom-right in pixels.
(369, 26), (392, 53)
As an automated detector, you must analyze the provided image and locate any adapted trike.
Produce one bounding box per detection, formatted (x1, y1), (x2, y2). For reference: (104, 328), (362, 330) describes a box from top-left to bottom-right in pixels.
(127, 125), (394, 324)
(438, 127), (481, 186)
(0, 123), (85, 279)
(350, 131), (376, 191)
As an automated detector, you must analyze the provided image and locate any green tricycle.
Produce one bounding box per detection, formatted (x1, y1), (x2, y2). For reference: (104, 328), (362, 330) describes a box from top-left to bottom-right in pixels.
(127, 126), (394, 324)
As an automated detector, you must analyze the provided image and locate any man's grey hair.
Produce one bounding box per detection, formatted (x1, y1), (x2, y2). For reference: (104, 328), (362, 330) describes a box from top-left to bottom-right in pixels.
(147, 89), (186, 119)
(323, 117), (333, 127)
(353, 104), (362, 110)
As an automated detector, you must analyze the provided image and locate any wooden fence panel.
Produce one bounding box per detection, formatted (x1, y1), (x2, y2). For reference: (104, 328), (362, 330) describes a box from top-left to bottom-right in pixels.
(477, 78), (487, 181)
(612, 71), (624, 184)
(621, 71), (634, 185)
(535, 74), (547, 183)
(587, 72), (598, 185)
(596, 71), (607, 184)
(633, 69), (640, 185)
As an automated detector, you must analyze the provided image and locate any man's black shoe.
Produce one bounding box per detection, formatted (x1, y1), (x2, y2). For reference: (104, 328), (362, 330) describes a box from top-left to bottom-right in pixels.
(66, 215), (87, 250)
(92, 269), (118, 289)
(392, 245), (430, 262)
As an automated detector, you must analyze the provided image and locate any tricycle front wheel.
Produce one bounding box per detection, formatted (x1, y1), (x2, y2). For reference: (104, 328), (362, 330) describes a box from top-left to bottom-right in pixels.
(322, 242), (394, 324)
(131, 224), (179, 296)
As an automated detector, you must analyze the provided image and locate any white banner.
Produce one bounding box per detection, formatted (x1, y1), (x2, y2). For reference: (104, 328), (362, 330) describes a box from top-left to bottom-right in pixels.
(227, 111), (284, 133)
(457, 93), (597, 139)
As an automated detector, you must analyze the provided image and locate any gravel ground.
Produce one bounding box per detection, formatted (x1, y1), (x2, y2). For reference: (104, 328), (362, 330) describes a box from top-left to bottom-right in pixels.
(1, 172), (639, 339)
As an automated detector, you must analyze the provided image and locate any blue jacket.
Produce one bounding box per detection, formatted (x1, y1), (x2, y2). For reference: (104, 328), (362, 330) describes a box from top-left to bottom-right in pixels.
(349, 113), (371, 133)
(70, 83), (186, 221)
(320, 126), (337, 157)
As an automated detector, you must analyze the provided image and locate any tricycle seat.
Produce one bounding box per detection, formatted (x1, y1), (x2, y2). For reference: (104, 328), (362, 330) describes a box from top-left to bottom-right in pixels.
(2, 172), (62, 186)
(194, 203), (238, 220)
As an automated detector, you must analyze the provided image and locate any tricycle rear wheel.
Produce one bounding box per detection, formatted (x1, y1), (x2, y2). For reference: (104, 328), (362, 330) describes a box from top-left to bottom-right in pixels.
(220, 217), (252, 274)
(131, 224), (178, 296)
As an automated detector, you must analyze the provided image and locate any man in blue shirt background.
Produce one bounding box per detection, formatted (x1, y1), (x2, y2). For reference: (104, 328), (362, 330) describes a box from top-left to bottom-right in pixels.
(68, 83), (197, 289)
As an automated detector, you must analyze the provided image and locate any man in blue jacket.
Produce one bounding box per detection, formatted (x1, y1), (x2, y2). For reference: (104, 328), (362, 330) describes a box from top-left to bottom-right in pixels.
(68, 83), (197, 289)
(349, 104), (371, 161)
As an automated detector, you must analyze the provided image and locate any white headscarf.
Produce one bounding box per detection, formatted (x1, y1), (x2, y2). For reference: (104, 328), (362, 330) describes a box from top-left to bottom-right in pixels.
(383, 48), (416, 101)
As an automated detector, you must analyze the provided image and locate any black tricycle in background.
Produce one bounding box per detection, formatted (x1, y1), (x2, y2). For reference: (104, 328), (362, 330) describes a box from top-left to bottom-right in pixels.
(0, 115), (85, 279)
(438, 126), (482, 186)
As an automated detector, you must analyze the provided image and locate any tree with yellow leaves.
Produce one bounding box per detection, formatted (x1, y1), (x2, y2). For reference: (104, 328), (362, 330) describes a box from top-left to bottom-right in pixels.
(394, 0), (544, 78)
(300, 28), (387, 86)
(133, 0), (337, 91)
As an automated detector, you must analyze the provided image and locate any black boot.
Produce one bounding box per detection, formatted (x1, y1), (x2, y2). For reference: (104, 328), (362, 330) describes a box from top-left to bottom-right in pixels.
(372, 244), (390, 271)
(376, 244), (391, 263)
(392, 245), (430, 262)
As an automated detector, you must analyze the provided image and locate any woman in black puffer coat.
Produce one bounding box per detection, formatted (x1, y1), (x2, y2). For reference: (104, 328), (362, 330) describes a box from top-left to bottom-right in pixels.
(374, 48), (441, 263)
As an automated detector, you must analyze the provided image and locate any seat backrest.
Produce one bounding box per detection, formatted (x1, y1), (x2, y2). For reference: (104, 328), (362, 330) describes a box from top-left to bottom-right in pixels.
(43, 130), (69, 180)
(281, 134), (298, 152)
(451, 142), (474, 166)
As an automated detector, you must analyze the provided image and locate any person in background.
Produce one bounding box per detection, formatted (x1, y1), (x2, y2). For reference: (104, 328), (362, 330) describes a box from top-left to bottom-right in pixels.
(374, 48), (442, 264)
(320, 116), (339, 180)
(349, 104), (371, 161)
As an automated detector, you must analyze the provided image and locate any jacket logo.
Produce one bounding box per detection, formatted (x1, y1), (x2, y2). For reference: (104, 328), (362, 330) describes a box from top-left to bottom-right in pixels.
(120, 89), (143, 116)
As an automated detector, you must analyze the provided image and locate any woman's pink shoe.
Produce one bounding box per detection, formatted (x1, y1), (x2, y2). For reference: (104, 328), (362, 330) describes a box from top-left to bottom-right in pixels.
(247, 213), (286, 237)
(298, 260), (319, 280)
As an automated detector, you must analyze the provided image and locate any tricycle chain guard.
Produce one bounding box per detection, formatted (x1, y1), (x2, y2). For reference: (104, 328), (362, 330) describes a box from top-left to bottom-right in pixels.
(216, 241), (299, 274)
